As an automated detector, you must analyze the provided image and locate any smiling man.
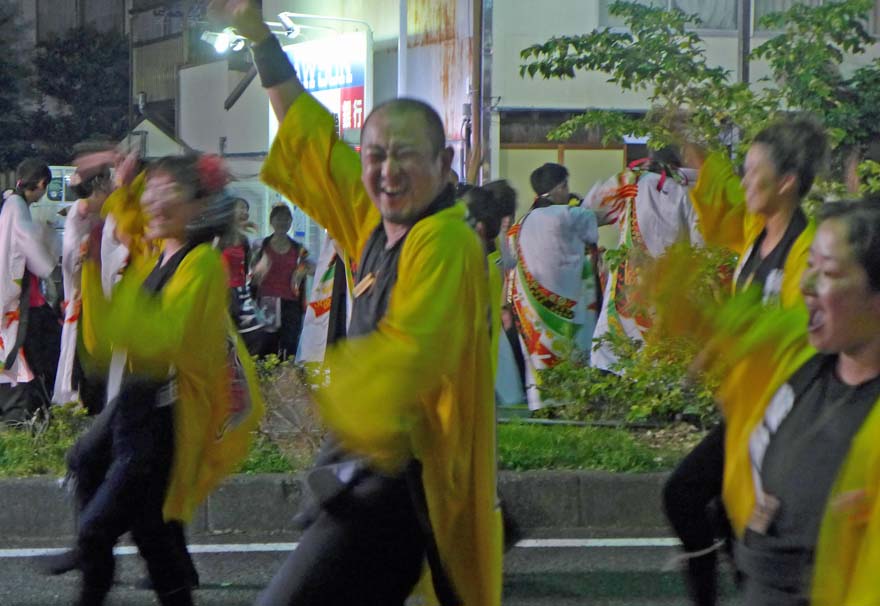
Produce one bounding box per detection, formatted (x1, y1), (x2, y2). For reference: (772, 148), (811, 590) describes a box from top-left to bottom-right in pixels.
(209, 2), (502, 606)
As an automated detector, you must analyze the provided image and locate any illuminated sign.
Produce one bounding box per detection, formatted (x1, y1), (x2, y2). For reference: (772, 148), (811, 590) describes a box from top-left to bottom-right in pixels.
(282, 31), (370, 134)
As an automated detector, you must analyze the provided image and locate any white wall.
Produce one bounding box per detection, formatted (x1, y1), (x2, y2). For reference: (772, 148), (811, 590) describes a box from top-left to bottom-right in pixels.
(130, 119), (184, 158)
(225, 73), (271, 155)
(179, 61), (229, 154)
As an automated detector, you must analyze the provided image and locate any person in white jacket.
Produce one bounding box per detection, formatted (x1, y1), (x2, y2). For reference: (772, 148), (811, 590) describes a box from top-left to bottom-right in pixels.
(52, 166), (113, 408)
(0, 158), (58, 422)
(582, 146), (702, 372)
(506, 162), (599, 409)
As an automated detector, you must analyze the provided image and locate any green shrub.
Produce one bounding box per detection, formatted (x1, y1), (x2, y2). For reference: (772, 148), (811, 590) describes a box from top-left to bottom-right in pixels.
(498, 421), (678, 472)
(539, 333), (719, 427)
(0, 403), (90, 476)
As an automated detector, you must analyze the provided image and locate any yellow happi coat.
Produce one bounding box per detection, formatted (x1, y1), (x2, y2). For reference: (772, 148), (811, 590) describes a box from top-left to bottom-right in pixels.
(687, 150), (813, 533)
(690, 151), (814, 307)
(80, 182), (263, 524)
(649, 244), (880, 605)
(262, 93), (502, 606)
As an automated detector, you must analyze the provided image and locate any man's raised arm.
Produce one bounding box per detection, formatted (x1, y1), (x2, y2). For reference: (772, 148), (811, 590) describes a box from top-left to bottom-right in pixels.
(208, 0), (304, 122)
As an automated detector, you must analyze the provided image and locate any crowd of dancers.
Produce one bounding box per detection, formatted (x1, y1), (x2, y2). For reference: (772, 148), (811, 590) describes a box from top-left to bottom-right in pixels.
(0, 0), (878, 604)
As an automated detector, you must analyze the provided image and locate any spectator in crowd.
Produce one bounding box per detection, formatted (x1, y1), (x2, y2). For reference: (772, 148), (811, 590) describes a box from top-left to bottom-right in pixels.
(218, 196), (266, 355)
(251, 204), (310, 359)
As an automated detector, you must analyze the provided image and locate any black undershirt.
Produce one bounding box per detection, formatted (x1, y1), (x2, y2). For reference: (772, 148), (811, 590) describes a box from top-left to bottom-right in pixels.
(753, 354), (880, 551)
(736, 207), (807, 294)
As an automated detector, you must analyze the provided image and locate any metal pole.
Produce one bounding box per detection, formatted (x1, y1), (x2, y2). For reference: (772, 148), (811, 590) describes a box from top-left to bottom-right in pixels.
(398, 0), (407, 96)
(127, 1), (133, 148)
(738, 0), (751, 84)
(467, 0), (483, 184)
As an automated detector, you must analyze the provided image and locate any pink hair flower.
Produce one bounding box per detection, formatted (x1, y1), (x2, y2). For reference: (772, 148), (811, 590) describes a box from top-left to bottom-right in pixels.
(197, 154), (230, 195)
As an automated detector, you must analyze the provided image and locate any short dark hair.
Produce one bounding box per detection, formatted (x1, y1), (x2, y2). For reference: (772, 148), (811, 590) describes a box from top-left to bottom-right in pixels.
(818, 200), (880, 292)
(483, 179), (517, 219)
(270, 204), (292, 221)
(752, 115), (828, 199)
(464, 186), (503, 241)
(530, 163), (568, 196)
(363, 98), (446, 155)
(16, 158), (51, 191)
(646, 145), (683, 172)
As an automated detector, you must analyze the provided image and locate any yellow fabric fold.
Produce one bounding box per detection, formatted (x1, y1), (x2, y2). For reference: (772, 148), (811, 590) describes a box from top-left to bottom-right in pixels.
(261, 94), (379, 262)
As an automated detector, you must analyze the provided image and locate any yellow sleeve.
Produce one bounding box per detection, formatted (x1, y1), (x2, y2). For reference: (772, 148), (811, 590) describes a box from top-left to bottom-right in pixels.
(101, 172), (150, 261)
(812, 402), (880, 604)
(316, 209), (487, 471)
(261, 93), (379, 260)
(690, 152), (762, 255)
(84, 245), (228, 367)
(779, 222), (814, 310)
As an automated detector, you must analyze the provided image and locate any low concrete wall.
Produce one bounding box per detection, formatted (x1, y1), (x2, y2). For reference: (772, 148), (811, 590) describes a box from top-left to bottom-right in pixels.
(0, 471), (671, 542)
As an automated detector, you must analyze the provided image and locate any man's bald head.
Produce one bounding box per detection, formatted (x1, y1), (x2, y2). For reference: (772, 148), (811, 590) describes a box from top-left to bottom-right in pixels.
(363, 98), (447, 156)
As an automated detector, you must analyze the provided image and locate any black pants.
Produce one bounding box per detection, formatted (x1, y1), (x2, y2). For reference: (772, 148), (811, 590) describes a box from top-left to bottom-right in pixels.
(277, 299), (304, 359)
(68, 379), (192, 606)
(0, 381), (42, 424)
(257, 471), (426, 606)
(662, 422), (729, 606)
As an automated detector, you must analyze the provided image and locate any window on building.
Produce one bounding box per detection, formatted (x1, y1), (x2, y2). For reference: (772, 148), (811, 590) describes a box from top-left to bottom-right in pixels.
(131, 1), (185, 44)
(754, 0), (822, 30)
(754, 1), (880, 34)
(600, 0), (738, 30)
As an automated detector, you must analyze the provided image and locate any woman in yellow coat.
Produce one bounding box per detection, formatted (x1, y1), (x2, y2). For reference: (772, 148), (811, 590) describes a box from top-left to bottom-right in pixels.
(650, 200), (880, 604)
(67, 154), (263, 606)
(663, 116), (827, 605)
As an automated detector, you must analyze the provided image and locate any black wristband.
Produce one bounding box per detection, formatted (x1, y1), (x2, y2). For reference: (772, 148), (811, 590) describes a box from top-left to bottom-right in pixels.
(250, 34), (297, 88)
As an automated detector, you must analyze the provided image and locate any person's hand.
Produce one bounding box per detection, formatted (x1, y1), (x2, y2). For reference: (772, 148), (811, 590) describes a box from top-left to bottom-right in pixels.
(207, 0), (271, 43)
(682, 142), (707, 171)
(114, 150), (140, 189)
(74, 150), (119, 182)
(252, 253), (271, 284)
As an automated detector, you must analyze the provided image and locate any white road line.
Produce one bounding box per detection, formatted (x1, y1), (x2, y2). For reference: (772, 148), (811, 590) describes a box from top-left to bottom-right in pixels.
(0, 538), (679, 559)
(514, 538), (680, 548)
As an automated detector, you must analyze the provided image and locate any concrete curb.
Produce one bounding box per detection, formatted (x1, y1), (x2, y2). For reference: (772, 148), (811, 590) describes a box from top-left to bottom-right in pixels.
(0, 471), (671, 541)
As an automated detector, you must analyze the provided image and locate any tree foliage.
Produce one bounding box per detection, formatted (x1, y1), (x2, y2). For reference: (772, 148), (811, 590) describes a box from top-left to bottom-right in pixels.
(0, 0), (33, 170)
(520, 0), (880, 168)
(31, 26), (129, 164)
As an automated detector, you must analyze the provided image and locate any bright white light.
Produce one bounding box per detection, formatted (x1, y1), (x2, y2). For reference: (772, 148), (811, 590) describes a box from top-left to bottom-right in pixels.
(214, 32), (231, 54)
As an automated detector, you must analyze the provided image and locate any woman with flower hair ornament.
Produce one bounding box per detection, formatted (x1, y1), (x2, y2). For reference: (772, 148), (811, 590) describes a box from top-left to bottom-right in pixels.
(61, 153), (264, 606)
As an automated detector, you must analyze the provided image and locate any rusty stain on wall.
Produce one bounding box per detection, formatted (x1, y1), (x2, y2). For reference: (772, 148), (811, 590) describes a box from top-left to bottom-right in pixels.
(438, 39), (472, 138)
(409, 0), (458, 47)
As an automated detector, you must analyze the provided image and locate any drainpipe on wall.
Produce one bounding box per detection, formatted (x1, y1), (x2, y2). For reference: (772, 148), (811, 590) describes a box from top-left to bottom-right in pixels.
(398, 0), (407, 95)
(467, 0), (483, 184)
(481, 0), (494, 182)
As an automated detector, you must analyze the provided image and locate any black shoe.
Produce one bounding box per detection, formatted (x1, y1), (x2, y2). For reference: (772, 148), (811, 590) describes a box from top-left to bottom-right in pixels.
(39, 548), (80, 576)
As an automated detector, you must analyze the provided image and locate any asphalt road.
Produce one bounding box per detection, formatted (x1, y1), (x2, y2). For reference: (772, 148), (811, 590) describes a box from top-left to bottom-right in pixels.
(0, 538), (743, 605)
